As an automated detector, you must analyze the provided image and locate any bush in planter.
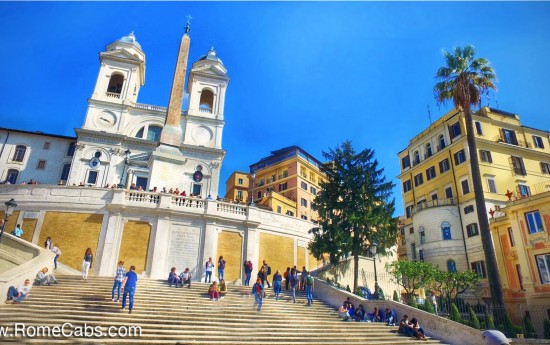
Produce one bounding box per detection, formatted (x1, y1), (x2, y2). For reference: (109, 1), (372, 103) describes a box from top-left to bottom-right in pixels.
(543, 319), (550, 339)
(346, 285), (351, 292)
(449, 303), (463, 323)
(501, 313), (517, 338)
(522, 314), (537, 339)
(468, 307), (480, 329)
(393, 290), (400, 302)
(484, 310), (495, 330)
(408, 296), (418, 309)
(424, 299), (435, 314)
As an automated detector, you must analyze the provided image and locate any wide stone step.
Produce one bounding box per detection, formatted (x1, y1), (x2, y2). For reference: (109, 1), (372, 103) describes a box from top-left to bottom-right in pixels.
(0, 275), (448, 344)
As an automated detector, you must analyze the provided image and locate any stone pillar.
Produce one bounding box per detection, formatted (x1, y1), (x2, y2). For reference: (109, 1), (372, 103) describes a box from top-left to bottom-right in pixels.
(148, 216), (171, 279)
(202, 222), (219, 281)
(96, 212), (123, 276)
(158, 32), (190, 147)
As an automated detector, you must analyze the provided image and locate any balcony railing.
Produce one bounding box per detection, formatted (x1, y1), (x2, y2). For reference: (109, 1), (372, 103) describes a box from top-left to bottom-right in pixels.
(134, 103), (167, 112)
(413, 198), (457, 215)
(105, 92), (121, 99)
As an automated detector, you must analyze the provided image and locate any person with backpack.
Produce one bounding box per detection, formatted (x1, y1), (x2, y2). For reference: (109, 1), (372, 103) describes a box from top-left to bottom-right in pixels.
(272, 270), (283, 300)
(305, 273), (314, 305)
(284, 267), (291, 290)
(252, 278), (265, 311)
(262, 259), (271, 288)
(289, 267), (299, 303)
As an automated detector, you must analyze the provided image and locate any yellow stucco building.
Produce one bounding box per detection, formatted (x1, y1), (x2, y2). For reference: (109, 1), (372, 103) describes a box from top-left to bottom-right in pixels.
(398, 107), (550, 297)
(224, 171), (250, 202)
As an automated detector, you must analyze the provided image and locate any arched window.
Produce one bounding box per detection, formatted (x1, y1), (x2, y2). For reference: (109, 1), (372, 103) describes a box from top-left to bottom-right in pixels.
(107, 73), (124, 94)
(135, 127), (144, 138)
(426, 143), (432, 158)
(135, 125), (162, 141)
(147, 126), (162, 141)
(438, 135), (446, 151)
(12, 145), (27, 162)
(199, 89), (214, 113)
(6, 169), (19, 184)
(441, 221), (452, 240)
(447, 259), (457, 272)
(414, 150), (420, 165)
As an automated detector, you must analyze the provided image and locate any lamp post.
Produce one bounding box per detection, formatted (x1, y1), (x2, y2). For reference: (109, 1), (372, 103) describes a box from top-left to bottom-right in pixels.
(118, 149), (131, 188)
(0, 198), (18, 242)
(370, 241), (380, 300)
(250, 172), (256, 207)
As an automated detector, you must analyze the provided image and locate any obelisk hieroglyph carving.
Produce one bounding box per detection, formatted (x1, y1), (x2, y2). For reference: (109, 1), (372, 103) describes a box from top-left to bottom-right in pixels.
(158, 18), (191, 148)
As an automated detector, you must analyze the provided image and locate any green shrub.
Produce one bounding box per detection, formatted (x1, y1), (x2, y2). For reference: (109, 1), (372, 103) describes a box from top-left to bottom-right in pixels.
(378, 289), (385, 300)
(522, 314), (537, 339)
(408, 296), (418, 309)
(345, 285), (351, 292)
(484, 310), (495, 329)
(468, 307), (480, 329)
(424, 299), (435, 314)
(449, 303), (463, 323)
(502, 313), (517, 338)
(543, 319), (550, 339)
(393, 290), (400, 302)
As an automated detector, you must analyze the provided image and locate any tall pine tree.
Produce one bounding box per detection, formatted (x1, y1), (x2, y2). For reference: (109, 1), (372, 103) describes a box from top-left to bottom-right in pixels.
(309, 140), (398, 292)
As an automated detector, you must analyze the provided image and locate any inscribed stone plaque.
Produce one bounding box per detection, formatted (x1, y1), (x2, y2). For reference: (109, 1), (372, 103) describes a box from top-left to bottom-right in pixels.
(167, 226), (201, 277)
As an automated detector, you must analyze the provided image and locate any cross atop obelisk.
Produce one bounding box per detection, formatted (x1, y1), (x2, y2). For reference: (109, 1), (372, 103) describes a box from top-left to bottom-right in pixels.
(158, 18), (192, 148)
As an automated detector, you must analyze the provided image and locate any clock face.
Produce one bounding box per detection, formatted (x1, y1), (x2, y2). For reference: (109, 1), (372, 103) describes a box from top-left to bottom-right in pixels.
(94, 111), (117, 129)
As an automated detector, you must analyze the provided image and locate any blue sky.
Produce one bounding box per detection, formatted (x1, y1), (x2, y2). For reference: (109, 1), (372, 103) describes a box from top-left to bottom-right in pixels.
(1, 2), (550, 215)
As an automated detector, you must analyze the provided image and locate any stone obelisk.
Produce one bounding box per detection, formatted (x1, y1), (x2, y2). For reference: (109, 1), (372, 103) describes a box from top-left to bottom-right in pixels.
(158, 20), (191, 148)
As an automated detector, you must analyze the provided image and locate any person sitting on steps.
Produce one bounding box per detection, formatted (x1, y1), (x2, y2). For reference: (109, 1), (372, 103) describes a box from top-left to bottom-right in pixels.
(36, 267), (58, 286)
(208, 281), (221, 301)
(179, 268), (192, 288)
(168, 267), (181, 287)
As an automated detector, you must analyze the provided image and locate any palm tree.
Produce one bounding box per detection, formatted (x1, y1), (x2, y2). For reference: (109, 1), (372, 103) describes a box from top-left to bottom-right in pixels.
(433, 45), (504, 307)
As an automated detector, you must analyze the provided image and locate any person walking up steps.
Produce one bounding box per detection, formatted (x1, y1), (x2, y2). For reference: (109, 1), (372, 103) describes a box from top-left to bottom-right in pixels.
(82, 248), (93, 280)
(252, 278), (265, 311)
(51, 243), (61, 270)
(112, 261), (125, 302)
(121, 265), (138, 314)
(305, 273), (314, 305)
(205, 257), (214, 283)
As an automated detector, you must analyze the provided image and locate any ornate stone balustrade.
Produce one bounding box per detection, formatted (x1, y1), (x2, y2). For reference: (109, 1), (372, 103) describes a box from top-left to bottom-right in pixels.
(105, 92), (121, 99)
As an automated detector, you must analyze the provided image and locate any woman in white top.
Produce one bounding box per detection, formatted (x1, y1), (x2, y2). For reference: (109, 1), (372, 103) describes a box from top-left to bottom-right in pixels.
(205, 257), (214, 283)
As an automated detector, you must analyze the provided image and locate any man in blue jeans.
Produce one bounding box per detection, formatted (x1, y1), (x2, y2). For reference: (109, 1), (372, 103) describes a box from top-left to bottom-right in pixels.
(305, 274), (314, 305)
(121, 265), (138, 314)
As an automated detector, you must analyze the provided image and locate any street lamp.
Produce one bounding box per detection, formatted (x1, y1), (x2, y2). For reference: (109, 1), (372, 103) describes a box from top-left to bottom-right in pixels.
(0, 198), (18, 242)
(118, 149), (131, 188)
(250, 171), (256, 207)
(370, 241), (380, 300)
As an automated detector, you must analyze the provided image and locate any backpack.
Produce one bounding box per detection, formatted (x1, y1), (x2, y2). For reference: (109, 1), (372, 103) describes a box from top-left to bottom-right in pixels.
(267, 266), (271, 275)
(306, 275), (314, 286)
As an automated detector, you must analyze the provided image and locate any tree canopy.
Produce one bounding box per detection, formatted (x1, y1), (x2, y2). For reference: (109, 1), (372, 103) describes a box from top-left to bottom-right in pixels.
(309, 140), (398, 291)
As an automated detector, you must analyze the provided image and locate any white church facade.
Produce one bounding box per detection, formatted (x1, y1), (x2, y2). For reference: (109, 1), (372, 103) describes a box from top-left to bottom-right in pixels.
(0, 27), (321, 281)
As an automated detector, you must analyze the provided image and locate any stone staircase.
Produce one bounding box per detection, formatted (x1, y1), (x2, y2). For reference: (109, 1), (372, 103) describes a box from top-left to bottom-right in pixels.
(0, 275), (449, 344)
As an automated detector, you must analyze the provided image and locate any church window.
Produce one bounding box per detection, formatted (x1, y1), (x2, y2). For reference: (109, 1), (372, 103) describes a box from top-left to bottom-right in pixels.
(199, 89), (214, 113)
(87, 171), (98, 185)
(147, 126), (162, 141)
(192, 184), (202, 197)
(6, 169), (19, 184)
(135, 127), (144, 138)
(107, 73), (124, 94)
(12, 145), (27, 162)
